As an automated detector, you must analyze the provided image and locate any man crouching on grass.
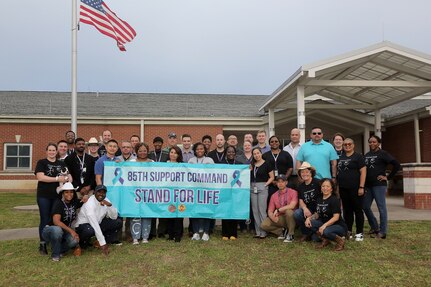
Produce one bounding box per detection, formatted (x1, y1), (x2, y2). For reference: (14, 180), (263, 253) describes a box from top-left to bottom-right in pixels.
(260, 175), (298, 243)
(75, 185), (122, 255)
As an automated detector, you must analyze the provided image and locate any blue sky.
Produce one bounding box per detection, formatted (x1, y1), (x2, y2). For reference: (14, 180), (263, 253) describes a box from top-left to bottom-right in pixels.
(1, 0), (430, 95)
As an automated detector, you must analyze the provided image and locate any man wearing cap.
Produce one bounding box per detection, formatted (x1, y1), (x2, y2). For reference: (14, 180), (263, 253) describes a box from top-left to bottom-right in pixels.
(87, 137), (100, 158)
(296, 127), (338, 180)
(42, 182), (86, 261)
(294, 162), (321, 242)
(75, 185), (122, 255)
(149, 137), (169, 163)
(163, 132), (178, 153)
(64, 137), (96, 198)
(260, 174), (298, 243)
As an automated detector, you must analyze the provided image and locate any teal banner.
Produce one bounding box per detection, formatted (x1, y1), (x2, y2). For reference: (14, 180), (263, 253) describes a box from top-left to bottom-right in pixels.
(103, 161), (250, 219)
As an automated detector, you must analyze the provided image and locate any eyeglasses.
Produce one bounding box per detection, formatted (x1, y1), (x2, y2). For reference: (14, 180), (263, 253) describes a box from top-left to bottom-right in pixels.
(343, 143), (353, 147)
(312, 132), (322, 135)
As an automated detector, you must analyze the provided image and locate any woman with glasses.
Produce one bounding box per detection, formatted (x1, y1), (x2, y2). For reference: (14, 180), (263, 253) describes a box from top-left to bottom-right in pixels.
(337, 138), (366, 241)
(363, 135), (400, 239)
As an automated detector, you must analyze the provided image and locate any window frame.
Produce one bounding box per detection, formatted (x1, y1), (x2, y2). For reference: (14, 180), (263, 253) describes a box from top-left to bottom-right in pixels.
(3, 143), (33, 171)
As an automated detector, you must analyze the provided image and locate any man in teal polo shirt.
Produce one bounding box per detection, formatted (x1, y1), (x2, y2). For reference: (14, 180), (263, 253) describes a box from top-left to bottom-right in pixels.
(296, 127), (338, 180)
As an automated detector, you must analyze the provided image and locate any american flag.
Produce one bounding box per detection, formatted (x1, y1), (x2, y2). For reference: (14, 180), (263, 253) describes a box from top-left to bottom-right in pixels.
(80, 0), (137, 51)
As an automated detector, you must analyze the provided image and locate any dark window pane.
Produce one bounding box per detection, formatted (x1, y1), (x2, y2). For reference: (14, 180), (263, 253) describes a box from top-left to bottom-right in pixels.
(6, 146), (18, 156)
(19, 146), (30, 156)
(6, 157), (18, 168)
(19, 157), (30, 168)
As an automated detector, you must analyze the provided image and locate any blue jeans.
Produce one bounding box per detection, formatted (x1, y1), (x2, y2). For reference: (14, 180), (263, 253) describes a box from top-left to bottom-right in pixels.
(294, 208), (312, 236)
(310, 219), (346, 241)
(192, 218), (211, 234)
(363, 185), (388, 234)
(37, 197), (57, 242)
(131, 218), (152, 240)
(42, 226), (78, 258)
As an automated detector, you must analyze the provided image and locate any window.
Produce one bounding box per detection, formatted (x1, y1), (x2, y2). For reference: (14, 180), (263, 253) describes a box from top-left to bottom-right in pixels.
(4, 143), (32, 170)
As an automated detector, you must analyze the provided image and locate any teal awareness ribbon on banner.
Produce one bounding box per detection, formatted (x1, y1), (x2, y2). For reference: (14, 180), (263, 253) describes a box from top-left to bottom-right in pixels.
(230, 170), (242, 187)
(112, 167), (124, 185)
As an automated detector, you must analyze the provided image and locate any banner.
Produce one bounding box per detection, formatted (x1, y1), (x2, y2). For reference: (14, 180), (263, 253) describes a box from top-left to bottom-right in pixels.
(103, 161), (250, 219)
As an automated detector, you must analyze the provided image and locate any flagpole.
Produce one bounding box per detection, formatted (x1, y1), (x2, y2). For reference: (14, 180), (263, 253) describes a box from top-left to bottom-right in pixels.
(71, 0), (78, 133)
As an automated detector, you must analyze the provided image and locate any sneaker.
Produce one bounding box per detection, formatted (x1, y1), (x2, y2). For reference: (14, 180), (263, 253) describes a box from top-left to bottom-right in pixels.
(202, 233), (210, 241)
(111, 241), (123, 246)
(355, 233), (364, 242)
(132, 239), (139, 245)
(347, 231), (353, 240)
(277, 228), (288, 240)
(142, 239), (149, 244)
(222, 236), (229, 241)
(51, 257), (60, 262)
(229, 236), (237, 241)
(191, 233), (200, 240)
(283, 234), (294, 243)
(73, 246), (81, 256)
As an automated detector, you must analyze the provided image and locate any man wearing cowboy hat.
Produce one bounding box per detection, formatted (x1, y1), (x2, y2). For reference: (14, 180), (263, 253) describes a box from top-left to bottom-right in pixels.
(42, 182), (85, 262)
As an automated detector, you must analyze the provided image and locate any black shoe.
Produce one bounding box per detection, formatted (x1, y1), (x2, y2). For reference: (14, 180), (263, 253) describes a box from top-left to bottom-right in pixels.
(376, 233), (386, 239)
(39, 243), (48, 255)
(158, 233), (165, 238)
(166, 236), (174, 241)
(174, 237), (181, 243)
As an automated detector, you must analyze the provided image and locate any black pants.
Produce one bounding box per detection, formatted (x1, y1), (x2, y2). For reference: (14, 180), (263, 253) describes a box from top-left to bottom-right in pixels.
(76, 217), (123, 246)
(339, 187), (364, 234)
(167, 218), (183, 240)
(222, 219), (238, 238)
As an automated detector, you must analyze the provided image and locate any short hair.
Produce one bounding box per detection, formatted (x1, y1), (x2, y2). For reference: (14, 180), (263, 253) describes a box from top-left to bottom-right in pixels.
(268, 135), (279, 144)
(169, 146), (183, 163)
(332, 132), (345, 141)
(310, 126), (323, 132)
(130, 134), (140, 141)
(192, 142), (207, 156)
(182, 134), (192, 140)
(65, 130), (75, 137)
(57, 140), (68, 145)
(202, 135), (212, 142)
(74, 137), (85, 144)
(256, 130), (266, 135)
(369, 135), (381, 143)
(107, 139), (118, 146)
(103, 130), (113, 136)
(224, 145), (237, 157)
(135, 142), (149, 155)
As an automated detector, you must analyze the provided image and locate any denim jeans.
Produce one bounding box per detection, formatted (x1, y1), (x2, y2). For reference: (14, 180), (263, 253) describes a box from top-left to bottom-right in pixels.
(42, 226), (78, 258)
(76, 217), (123, 245)
(363, 185), (388, 234)
(130, 218), (152, 240)
(310, 219), (346, 241)
(192, 218), (211, 234)
(293, 208), (312, 236)
(37, 197), (57, 242)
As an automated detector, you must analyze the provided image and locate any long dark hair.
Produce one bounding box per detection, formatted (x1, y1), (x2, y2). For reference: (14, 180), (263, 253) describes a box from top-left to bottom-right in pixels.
(251, 147), (262, 167)
(169, 146), (183, 163)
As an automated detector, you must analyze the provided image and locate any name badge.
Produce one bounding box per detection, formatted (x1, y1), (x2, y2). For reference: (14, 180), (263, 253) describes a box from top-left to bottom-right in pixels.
(253, 186), (258, 194)
(274, 170), (279, 177)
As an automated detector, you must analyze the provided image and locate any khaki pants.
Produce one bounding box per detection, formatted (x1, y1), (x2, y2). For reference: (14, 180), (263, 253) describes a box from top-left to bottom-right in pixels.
(260, 209), (296, 236)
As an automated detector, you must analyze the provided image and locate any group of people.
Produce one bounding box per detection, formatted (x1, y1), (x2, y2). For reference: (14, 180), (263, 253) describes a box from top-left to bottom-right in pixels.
(35, 128), (400, 261)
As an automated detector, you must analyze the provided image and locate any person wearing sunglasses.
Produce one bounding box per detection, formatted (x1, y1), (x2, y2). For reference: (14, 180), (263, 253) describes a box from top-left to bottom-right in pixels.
(296, 127), (338, 180)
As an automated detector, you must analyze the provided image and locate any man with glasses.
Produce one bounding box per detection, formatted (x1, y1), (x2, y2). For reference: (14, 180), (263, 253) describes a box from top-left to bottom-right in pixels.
(296, 127), (338, 180)
(117, 141), (136, 162)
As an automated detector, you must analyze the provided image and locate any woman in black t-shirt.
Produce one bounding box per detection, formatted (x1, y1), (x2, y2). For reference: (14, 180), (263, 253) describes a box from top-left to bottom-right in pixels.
(305, 179), (347, 251)
(337, 138), (366, 241)
(250, 147), (274, 238)
(35, 143), (70, 255)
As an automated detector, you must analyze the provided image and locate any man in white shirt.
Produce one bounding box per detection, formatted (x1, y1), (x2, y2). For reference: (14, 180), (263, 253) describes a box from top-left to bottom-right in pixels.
(283, 128), (302, 188)
(75, 185), (122, 255)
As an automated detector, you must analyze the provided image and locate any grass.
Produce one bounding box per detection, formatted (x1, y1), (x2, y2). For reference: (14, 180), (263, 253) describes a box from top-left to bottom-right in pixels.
(0, 193), (39, 229)
(1, 221), (430, 287)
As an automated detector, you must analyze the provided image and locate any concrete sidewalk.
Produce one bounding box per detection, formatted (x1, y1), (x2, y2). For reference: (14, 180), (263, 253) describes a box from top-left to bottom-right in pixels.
(1, 197), (430, 241)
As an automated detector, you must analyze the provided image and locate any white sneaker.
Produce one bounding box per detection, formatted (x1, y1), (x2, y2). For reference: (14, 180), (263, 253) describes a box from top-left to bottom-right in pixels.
(202, 233), (210, 241)
(142, 239), (149, 244)
(132, 239), (139, 245)
(283, 234), (294, 243)
(278, 228), (288, 240)
(192, 233), (201, 240)
(355, 233), (364, 242)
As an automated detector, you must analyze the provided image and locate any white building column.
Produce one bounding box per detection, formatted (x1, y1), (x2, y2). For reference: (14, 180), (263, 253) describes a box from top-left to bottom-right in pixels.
(268, 108), (275, 137)
(363, 126), (370, 154)
(140, 119), (145, 143)
(414, 114), (421, 163)
(297, 85), (306, 143)
(374, 109), (382, 138)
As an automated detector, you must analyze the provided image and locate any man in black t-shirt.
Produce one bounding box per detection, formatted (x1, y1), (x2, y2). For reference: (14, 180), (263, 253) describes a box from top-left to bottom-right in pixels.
(42, 182), (85, 262)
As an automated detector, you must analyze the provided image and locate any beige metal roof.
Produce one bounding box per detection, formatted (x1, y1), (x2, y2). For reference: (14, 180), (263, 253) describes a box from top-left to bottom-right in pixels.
(260, 41), (431, 113)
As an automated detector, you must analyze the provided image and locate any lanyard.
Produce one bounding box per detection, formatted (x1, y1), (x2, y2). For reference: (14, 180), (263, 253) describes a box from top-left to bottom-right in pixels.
(153, 151), (162, 162)
(197, 156), (206, 164)
(76, 153), (85, 170)
(226, 158), (236, 164)
(216, 151), (224, 162)
(253, 166), (259, 182)
(271, 151), (279, 169)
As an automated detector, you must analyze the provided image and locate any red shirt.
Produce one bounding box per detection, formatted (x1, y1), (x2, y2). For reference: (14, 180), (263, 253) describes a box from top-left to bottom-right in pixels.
(268, 188), (298, 214)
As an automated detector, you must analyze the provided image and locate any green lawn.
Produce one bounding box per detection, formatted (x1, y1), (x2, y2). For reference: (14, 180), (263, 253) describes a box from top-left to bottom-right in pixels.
(1, 221), (430, 287)
(0, 193), (39, 229)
